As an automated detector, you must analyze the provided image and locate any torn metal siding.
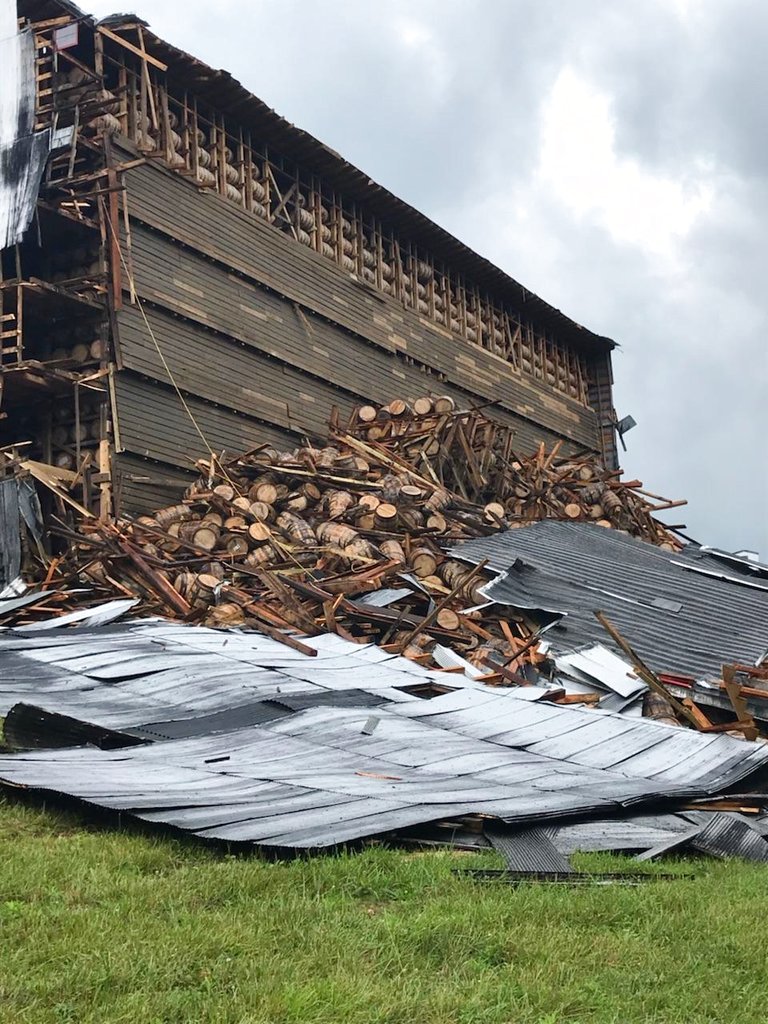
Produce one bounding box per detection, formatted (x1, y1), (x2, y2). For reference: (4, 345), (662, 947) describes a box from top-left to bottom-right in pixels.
(0, 12), (49, 248)
(452, 522), (768, 680)
(0, 478), (22, 588)
(0, 475), (42, 588)
(0, 705), (711, 850)
(390, 687), (768, 794)
(0, 622), (430, 728)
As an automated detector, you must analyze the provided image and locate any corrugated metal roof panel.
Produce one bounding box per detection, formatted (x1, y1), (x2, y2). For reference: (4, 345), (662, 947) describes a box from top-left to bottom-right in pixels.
(2, 619), (768, 852)
(451, 522), (768, 681)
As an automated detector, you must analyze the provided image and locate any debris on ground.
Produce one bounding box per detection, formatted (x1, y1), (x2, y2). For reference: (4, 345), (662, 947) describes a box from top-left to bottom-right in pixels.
(0, 396), (767, 872)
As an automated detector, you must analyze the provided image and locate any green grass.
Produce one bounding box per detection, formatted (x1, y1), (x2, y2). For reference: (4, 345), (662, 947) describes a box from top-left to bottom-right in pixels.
(1, 795), (768, 1023)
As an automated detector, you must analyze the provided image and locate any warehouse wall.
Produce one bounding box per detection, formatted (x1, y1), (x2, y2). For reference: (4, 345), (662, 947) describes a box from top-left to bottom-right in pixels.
(113, 159), (605, 513)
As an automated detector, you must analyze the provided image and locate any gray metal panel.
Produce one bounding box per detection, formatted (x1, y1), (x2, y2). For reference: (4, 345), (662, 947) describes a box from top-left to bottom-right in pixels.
(0, 698), (710, 851)
(486, 827), (573, 873)
(389, 688), (768, 793)
(550, 814), (694, 854)
(690, 815), (768, 862)
(0, 478), (22, 589)
(452, 522), (768, 681)
(2, 619), (768, 853)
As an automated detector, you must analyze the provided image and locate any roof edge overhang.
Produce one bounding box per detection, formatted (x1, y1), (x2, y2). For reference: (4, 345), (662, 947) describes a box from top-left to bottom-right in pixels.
(18, 0), (616, 357)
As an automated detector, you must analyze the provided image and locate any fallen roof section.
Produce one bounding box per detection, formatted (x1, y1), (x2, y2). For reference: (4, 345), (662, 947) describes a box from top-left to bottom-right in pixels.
(451, 522), (768, 681)
(0, 620), (430, 731)
(1, 618), (768, 855)
(0, 704), (739, 851)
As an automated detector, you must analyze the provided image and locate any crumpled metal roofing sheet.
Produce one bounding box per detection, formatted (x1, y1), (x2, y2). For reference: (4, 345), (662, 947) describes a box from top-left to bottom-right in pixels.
(451, 522), (768, 680)
(390, 687), (768, 792)
(3, 618), (768, 853)
(0, 621), (427, 731)
(0, 704), (725, 850)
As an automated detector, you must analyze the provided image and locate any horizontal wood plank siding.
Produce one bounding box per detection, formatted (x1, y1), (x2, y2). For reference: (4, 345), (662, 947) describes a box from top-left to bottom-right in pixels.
(121, 160), (599, 449)
(116, 303), (356, 439)
(114, 453), (196, 517)
(112, 371), (292, 467)
(116, 271), (574, 452)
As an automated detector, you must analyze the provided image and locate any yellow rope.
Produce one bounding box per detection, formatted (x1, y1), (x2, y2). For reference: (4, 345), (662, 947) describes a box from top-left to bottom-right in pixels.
(101, 194), (314, 575)
(101, 198), (236, 487)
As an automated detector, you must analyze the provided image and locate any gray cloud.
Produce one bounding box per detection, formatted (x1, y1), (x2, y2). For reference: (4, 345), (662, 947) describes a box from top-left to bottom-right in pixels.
(88, 0), (768, 554)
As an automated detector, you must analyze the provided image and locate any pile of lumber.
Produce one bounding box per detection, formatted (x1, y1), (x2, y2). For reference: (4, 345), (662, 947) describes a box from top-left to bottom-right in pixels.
(346, 397), (685, 547)
(5, 397), (685, 678)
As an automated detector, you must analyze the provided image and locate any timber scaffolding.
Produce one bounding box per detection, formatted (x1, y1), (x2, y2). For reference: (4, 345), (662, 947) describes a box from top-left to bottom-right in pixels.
(1, 0), (617, 524)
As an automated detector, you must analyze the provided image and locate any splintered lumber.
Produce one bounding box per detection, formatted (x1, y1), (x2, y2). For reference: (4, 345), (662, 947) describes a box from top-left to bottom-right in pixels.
(8, 393), (687, 692)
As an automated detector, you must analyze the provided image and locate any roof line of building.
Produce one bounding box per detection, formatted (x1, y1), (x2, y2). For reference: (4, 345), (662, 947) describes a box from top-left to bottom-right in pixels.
(19, 0), (616, 356)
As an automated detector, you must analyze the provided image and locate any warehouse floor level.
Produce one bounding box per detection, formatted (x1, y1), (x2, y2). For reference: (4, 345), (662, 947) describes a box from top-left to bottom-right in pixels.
(2, 795), (768, 1024)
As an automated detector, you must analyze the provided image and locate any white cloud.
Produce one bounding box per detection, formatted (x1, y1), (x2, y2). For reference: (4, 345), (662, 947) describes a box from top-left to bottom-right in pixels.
(539, 67), (713, 261)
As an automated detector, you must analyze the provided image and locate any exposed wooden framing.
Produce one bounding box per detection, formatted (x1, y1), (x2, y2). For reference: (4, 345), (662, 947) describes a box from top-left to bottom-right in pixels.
(311, 178), (322, 253)
(160, 84), (173, 165)
(117, 65), (128, 135)
(98, 24), (168, 72)
(216, 114), (226, 197)
(2, 16), (612, 529)
(458, 277), (467, 340)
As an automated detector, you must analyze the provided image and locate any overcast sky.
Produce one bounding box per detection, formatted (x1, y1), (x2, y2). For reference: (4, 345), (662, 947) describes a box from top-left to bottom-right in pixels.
(88, 0), (768, 555)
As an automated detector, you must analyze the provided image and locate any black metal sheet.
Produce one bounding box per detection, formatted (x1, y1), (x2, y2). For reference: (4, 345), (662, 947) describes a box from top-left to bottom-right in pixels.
(690, 815), (768, 862)
(452, 522), (768, 682)
(486, 826), (573, 873)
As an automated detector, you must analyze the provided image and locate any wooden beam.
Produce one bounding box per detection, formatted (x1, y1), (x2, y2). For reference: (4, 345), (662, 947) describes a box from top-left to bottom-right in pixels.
(594, 610), (702, 729)
(97, 25), (168, 71)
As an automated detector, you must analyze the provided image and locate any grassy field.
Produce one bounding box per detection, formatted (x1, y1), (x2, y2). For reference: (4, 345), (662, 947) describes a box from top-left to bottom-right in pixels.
(2, 794), (768, 1024)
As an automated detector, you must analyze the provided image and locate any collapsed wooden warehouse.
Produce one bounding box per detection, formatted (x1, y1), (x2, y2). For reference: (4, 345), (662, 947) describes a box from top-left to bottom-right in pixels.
(1, 0), (618, 521)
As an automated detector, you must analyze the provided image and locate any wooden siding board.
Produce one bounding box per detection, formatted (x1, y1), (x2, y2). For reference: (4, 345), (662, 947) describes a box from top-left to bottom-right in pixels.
(116, 296), (573, 459)
(112, 371), (292, 468)
(122, 222), (596, 450)
(114, 453), (196, 517)
(121, 161), (599, 449)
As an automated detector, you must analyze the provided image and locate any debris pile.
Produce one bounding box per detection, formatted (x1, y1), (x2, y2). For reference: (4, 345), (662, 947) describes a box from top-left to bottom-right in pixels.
(3, 400), (768, 870)
(347, 397), (684, 547)
(3, 398), (686, 683)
